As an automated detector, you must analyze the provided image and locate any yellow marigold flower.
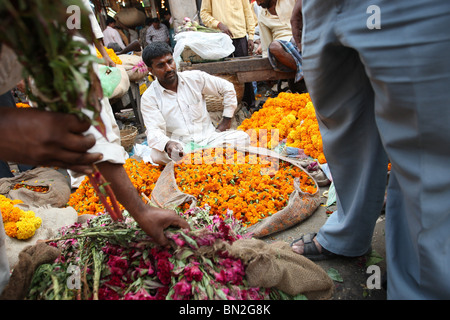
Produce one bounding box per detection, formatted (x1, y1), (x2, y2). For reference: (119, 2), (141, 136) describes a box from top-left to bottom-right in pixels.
(1, 194), (41, 240)
(96, 46), (122, 65)
(16, 219), (36, 240)
(4, 221), (17, 238)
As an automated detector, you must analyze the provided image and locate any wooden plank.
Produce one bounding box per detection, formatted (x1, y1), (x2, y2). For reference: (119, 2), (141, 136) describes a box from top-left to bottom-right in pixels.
(236, 70), (295, 83)
(180, 57), (274, 74)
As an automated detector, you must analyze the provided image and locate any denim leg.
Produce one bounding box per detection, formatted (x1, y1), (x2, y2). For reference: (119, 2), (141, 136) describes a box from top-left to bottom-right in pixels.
(302, 0), (450, 299)
(302, 0), (388, 257)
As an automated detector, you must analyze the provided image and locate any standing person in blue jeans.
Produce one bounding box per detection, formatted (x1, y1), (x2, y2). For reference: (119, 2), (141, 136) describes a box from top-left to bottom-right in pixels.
(290, 0), (450, 299)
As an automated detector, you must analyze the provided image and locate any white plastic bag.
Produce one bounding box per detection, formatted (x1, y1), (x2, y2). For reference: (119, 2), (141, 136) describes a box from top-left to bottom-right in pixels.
(173, 32), (234, 63)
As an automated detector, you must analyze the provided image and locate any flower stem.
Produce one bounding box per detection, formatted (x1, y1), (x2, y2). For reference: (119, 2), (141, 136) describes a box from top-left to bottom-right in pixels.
(87, 167), (123, 221)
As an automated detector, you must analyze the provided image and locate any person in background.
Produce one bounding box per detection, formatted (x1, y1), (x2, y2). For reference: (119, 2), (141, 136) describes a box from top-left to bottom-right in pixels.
(255, 0), (303, 85)
(140, 17), (152, 49)
(290, 0), (450, 299)
(163, 11), (176, 48)
(146, 18), (170, 46)
(102, 16), (126, 51)
(250, 0), (262, 55)
(200, 0), (257, 111)
(140, 42), (250, 165)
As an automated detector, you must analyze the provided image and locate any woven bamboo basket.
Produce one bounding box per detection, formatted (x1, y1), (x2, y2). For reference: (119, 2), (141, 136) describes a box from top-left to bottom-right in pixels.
(205, 74), (244, 112)
(120, 125), (138, 152)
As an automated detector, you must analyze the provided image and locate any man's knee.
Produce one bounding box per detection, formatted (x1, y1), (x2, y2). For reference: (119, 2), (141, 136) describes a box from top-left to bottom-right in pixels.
(268, 41), (283, 56)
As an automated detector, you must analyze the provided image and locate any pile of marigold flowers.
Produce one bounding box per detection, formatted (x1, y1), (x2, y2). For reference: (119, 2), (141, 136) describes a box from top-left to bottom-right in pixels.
(15, 102), (31, 108)
(96, 46), (122, 65)
(1, 194), (42, 240)
(238, 92), (326, 163)
(27, 207), (304, 300)
(68, 158), (163, 216)
(174, 148), (317, 227)
(13, 183), (49, 193)
(287, 101), (326, 164)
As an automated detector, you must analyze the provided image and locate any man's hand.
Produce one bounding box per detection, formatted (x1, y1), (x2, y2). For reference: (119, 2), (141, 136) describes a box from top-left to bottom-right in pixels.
(164, 141), (185, 161)
(217, 22), (233, 37)
(102, 54), (116, 67)
(95, 39), (116, 67)
(134, 206), (190, 247)
(216, 116), (232, 132)
(96, 162), (190, 247)
(0, 108), (103, 174)
(248, 39), (254, 55)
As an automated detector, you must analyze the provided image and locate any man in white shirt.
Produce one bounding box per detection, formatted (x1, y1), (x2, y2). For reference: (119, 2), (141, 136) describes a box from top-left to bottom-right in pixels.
(102, 16), (126, 51)
(140, 42), (250, 165)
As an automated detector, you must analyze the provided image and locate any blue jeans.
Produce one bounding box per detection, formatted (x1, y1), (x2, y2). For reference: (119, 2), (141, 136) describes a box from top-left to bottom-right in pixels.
(302, 0), (450, 299)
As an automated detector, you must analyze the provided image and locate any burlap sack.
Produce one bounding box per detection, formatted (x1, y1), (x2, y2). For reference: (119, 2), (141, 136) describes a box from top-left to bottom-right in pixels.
(151, 146), (321, 238)
(0, 167), (71, 208)
(0, 242), (61, 300)
(114, 8), (146, 29)
(198, 238), (334, 299)
(110, 65), (130, 99)
(151, 161), (198, 210)
(118, 54), (148, 82)
(5, 205), (78, 269)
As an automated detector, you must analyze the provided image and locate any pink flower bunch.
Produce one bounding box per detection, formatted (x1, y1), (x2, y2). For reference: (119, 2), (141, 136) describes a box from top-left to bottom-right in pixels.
(172, 279), (193, 300)
(33, 209), (273, 300)
(214, 254), (245, 286)
(184, 261), (203, 282)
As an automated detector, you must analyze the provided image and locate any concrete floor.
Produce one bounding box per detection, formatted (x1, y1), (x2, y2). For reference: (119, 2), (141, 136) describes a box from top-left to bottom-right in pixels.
(262, 185), (387, 300)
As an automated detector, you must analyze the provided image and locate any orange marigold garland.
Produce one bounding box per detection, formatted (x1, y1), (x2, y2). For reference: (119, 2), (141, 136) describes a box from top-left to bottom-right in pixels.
(238, 92), (326, 164)
(13, 183), (49, 193)
(289, 101), (326, 164)
(16, 102), (31, 108)
(96, 46), (122, 65)
(68, 158), (163, 216)
(174, 148), (317, 227)
(68, 151), (318, 227)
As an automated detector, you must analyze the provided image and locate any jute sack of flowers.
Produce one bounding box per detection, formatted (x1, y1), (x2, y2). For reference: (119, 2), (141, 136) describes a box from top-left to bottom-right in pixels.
(0, 167), (71, 208)
(0, 242), (61, 300)
(240, 146), (322, 238)
(118, 54), (149, 82)
(211, 238), (334, 299)
(150, 145), (321, 238)
(151, 161), (198, 211)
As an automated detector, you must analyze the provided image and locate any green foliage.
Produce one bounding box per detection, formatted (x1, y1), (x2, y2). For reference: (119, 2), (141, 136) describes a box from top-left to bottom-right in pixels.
(0, 0), (104, 127)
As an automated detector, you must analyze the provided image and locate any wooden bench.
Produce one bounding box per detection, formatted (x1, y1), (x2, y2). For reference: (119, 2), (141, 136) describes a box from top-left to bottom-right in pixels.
(179, 56), (296, 83)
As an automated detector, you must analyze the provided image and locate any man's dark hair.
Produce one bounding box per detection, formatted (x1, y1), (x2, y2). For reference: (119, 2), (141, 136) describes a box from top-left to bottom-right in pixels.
(105, 16), (116, 26)
(142, 41), (173, 67)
